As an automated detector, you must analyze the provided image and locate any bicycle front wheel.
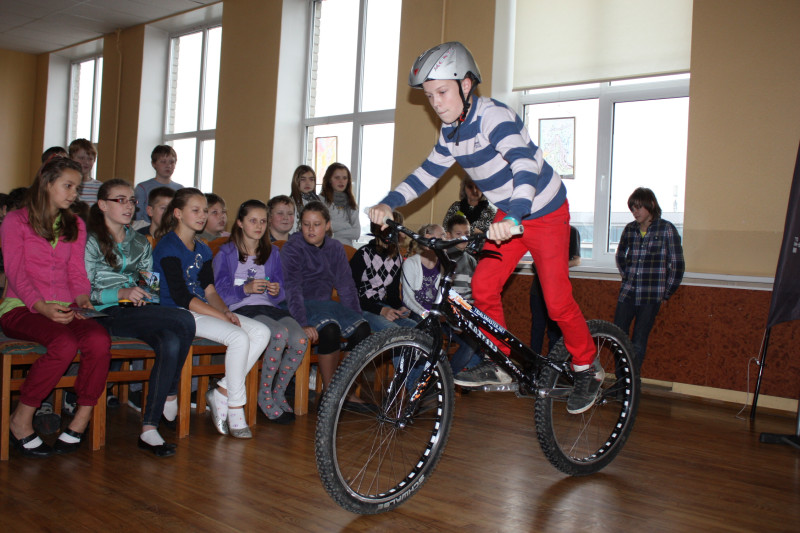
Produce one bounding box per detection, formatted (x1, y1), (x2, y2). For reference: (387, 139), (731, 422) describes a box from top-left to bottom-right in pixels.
(315, 327), (455, 514)
(534, 319), (640, 475)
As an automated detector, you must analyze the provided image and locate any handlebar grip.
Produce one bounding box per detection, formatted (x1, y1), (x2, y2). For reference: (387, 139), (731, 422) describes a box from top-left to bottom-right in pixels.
(363, 206), (394, 225)
(509, 224), (524, 236)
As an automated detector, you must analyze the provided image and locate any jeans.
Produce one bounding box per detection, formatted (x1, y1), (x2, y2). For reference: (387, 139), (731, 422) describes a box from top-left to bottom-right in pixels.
(191, 312), (270, 407)
(362, 309), (417, 332)
(444, 325), (482, 374)
(98, 305), (195, 428)
(0, 306), (111, 408)
(613, 298), (662, 374)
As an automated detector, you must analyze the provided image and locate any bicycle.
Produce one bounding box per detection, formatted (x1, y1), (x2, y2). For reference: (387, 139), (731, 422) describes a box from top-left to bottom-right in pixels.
(315, 219), (640, 514)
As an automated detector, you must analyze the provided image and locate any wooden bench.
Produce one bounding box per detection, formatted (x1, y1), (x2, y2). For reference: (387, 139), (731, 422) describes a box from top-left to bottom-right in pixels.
(0, 335), (163, 460)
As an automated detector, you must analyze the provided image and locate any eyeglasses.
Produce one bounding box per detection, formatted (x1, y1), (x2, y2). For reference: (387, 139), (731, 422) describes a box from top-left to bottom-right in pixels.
(106, 197), (138, 206)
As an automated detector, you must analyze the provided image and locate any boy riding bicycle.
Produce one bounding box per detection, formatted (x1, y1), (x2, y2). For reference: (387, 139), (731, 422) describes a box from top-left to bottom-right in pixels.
(368, 42), (602, 414)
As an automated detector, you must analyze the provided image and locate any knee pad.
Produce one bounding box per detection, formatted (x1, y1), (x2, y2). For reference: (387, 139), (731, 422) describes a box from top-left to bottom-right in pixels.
(345, 322), (371, 351)
(317, 323), (341, 354)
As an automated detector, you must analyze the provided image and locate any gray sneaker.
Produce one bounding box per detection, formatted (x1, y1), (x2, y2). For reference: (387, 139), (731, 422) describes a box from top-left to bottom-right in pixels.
(454, 361), (513, 387)
(567, 360), (605, 414)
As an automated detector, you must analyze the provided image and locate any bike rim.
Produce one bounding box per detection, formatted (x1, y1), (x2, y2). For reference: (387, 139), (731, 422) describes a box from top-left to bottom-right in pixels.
(547, 333), (635, 464)
(331, 342), (449, 505)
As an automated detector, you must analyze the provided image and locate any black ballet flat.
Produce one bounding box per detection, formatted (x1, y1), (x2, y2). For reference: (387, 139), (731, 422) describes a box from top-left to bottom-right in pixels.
(267, 411), (295, 425)
(53, 428), (84, 455)
(9, 431), (54, 458)
(137, 437), (176, 457)
(160, 414), (177, 431)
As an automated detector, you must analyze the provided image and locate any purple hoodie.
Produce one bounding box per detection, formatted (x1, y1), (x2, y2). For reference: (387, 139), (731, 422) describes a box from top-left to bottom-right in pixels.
(280, 232), (361, 327)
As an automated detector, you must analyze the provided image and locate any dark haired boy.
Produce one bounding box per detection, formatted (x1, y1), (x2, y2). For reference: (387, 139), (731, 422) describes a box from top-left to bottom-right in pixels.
(614, 187), (684, 374)
(198, 193), (229, 243)
(137, 187), (176, 246)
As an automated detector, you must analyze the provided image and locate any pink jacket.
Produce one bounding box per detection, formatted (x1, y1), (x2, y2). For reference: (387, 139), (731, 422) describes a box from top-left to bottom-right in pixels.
(1, 208), (91, 311)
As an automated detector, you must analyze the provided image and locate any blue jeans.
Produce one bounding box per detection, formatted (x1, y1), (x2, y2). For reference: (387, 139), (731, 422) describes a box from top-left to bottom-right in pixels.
(98, 305), (195, 428)
(362, 309), (417, 332)
(613, 299), (662, 374)
(301, 300), (366, 338)
(405, 312), (481, 375)
(445, 325), (482, 375)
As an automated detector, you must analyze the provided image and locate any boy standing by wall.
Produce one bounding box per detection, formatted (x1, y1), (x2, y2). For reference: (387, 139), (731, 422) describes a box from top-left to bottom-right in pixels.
(614, 187), (684, 374)
(134, 145), (182, 223)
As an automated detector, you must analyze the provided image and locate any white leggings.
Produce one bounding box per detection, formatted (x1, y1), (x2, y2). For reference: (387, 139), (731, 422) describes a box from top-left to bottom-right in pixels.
(191, 311), (270, 407)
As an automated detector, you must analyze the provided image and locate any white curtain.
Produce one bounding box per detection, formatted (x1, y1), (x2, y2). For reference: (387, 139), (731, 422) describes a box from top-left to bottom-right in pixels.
(513, 0), (693, 90)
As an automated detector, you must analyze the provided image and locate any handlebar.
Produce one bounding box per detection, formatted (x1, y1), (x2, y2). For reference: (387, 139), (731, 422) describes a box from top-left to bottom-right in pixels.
(383, 218), (523, 251)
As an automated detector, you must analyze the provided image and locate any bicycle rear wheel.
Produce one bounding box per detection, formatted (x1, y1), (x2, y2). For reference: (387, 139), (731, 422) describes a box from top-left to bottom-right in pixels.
(534, 319), (640, 475)
(315, 327), (455, 514)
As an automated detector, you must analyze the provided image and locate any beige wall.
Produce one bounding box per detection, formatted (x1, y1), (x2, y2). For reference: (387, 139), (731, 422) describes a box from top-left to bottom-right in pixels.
(392, 0), (496, 231)
(212, 0), (283, 215)
(97, 27), (146, 183)
(0, 49), (38, 190)
(684, 0), (800, 276)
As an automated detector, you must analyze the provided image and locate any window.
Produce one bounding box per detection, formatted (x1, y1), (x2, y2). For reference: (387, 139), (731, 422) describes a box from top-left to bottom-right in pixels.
(165, 25), (222, 190)
(305, 0), (402, 240)
(521, 75), (689, 268)
(68, 55), (103, 146)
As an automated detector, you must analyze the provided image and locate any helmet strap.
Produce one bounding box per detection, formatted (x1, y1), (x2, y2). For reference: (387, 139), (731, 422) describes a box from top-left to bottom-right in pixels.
(447, 78), (474, 145)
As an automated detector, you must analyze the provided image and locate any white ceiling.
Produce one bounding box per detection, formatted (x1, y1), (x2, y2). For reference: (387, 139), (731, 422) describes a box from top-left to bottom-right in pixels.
(0, 0), (218, 54)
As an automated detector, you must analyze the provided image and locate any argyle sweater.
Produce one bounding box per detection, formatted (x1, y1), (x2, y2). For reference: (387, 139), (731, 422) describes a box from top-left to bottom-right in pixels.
(349, 239), (404, 315)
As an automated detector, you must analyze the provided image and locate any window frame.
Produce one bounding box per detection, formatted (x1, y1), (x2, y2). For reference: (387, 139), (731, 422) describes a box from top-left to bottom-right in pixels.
(163, 23), (222, 190)
(303, 0), (398, 236)
(67, 54), (103, 145)
(519, 75), (690, 271)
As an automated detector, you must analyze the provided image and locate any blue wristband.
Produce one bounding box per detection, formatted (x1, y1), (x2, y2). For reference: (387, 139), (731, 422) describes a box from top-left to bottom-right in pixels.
(503, 216), (520, 226)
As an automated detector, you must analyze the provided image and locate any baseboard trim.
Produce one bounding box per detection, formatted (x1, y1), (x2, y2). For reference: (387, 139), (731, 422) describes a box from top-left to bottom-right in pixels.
(642, 378), (798, 414)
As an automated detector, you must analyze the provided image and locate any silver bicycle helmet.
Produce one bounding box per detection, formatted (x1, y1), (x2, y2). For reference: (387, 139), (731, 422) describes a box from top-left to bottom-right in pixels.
(408, 41), (482, 88)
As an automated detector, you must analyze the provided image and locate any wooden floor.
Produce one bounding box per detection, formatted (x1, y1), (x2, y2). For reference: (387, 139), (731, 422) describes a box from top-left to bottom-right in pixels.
(1, 387), (798, 532)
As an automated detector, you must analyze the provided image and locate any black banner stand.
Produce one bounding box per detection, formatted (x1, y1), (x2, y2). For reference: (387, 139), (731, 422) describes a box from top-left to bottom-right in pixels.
(758, 401), (800, 450)
(749, 140), (800, 449)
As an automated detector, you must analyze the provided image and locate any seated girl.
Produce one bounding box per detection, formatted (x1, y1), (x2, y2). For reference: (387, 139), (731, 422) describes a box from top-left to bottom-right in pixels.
(85, 179), (196, 456)
(153, 188), (269, 439)
(267, 195), (296, 242)
(401, 223), (479, 375)
(320, 163), (361, 246)
(0, 157), (111, 457)
(213, 200), (307, 424)
(349, 212), (416, 332)
(280, 201), (370, 402)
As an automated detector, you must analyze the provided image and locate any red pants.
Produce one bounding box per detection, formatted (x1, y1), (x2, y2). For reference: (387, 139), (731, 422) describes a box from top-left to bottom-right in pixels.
(0, 306), (111, 408)
(472, 203), (595, 367)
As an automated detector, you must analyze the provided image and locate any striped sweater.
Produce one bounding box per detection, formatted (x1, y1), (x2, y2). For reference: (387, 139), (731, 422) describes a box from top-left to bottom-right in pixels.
(381, 96), (566, 223)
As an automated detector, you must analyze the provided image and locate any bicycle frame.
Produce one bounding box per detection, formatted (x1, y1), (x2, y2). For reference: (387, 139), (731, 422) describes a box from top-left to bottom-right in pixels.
(385, 220), (574, 402)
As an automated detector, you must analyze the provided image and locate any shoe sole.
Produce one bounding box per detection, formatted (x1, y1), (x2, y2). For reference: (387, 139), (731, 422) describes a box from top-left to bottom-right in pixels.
(566, 397), (597, 415)
(454, 377), (515, 388)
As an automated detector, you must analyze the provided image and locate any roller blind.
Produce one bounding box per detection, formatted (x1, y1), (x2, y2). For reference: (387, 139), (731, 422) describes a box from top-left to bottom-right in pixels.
(513, 0), (693, 90)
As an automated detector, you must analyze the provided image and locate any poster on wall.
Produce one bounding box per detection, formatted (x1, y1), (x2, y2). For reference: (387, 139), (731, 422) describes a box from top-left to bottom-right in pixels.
(538, 117), (575, 179)
(315, 136), (338, 180)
